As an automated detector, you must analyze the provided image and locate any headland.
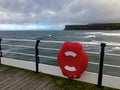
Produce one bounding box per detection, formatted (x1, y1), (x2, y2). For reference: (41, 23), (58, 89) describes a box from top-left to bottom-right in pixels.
(64, 23), (120, 30)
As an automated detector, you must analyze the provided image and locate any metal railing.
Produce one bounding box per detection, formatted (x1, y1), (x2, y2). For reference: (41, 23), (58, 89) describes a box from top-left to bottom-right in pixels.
(0, 38), (36, 65)
(0, 38), (120, 88)
(0, 38), (2, 64)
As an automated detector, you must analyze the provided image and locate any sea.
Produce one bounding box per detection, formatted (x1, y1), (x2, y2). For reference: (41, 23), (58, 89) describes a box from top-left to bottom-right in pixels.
(0, 30), (120, 77)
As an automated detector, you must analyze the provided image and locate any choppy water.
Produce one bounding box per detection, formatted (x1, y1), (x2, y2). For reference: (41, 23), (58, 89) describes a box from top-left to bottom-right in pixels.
(0, 30), (120, 76)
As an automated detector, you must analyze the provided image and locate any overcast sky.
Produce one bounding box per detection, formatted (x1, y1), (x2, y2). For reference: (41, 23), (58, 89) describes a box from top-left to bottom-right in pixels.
(0, 0), (120, 30)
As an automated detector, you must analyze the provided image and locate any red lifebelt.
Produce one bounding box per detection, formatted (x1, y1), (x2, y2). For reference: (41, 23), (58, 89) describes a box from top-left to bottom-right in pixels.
(57, 42), (88, 79)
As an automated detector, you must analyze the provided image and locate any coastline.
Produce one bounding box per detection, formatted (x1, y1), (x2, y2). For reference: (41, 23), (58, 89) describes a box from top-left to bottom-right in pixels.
(64, 23), (120, 30)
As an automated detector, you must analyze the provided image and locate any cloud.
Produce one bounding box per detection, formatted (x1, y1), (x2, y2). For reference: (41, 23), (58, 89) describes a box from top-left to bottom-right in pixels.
(51, 0), (120, 24)
(0, 0), (120, 28)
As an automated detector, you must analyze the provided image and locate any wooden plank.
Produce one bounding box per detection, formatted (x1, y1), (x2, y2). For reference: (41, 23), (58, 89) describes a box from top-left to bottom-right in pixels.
(0, 66), (10, 72)
(20, 76), (51, 90)
(11, 75), (40, 90)
(35, 77), (52, 90)
(7, 73), (43, 90)
(0, 65), (118, 90)
(42, 82), (62, 90)
(0, 68), (22, 82)
(0, 66), (39, 89)
(6, 75), (36, 90)
(0, 71), (28, 89)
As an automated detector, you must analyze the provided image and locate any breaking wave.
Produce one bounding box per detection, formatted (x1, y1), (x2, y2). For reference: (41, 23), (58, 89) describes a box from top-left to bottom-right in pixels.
(84, 35), (96, 38)
(112, 47), (120, 50)
(84, 32), (120, 37)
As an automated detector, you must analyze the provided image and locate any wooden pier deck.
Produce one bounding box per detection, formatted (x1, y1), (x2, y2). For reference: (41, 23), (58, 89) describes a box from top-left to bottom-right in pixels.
(0, 65), (118, 90)
(0, 65), (60, 90)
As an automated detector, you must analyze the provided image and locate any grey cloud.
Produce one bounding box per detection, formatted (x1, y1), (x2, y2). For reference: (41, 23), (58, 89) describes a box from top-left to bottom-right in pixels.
(0, 0), (120, 24)
(51, 0), (120, 24)
(0, 0), (67, 23)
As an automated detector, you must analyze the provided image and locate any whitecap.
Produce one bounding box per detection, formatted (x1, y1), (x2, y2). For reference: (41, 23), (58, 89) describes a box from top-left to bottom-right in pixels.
(100, 33), (120, 36)
(112, 47), (120, 50)
(83, 32), (102, 35)
(84, 35), (96, 38)
(84, 32), (120, 37)
(106, 42), (120, 46)
(107, 47), (120, 52)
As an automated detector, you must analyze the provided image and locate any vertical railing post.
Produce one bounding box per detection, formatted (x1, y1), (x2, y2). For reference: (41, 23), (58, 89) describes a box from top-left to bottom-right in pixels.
(97, 43), (106, 87)
(0, 38), (2, 64)
(35, 40), (40, 73)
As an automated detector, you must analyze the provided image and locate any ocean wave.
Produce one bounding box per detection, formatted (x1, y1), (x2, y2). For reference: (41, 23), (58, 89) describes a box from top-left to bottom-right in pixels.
(106, 42), (120, 46)
(84, 32), (102, 35)
(84, 32), (120, 37)
(84, 35), (96, 38)
(112, 47), (120, 50)
(101, 33), (120, 36)
(85, 41), (120, 47)
(107, 47), (120, 52)
(93, 41), (120, 52)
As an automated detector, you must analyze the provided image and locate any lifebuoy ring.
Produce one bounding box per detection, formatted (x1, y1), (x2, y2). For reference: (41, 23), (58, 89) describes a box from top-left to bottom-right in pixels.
(57, 42), (88, 79)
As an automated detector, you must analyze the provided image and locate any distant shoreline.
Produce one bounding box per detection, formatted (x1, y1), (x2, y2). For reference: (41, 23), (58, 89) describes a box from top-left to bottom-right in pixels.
(64, 23), (120, 30)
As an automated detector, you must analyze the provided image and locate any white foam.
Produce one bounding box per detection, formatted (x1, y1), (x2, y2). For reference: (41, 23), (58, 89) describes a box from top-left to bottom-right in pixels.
(84, 32), (102, 35)
(101, 33), (120, 36)
(84, 32), (120, 37)
(84, 35), (96, 38)
(106, 42), (120, 46)
(107, 46), (120, 52)
(112, 47), (120, 50)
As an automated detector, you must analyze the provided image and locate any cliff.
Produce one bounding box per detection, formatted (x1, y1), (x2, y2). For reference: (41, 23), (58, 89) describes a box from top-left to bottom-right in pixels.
(64, 23), (120, 30)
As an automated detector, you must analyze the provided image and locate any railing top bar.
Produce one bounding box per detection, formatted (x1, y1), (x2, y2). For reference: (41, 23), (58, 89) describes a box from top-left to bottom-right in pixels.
(2, 38), (36, 42)
(105, 53), (120, 57)
(104, 63), (120, 68)
(2, 50), (34, 57)
(88, 62), (99, 65)
(106, 43), (120, 46)
(37, 40), (120, 46)
(89, 61), (120, 68)
(38, 47), (59, 51)
(1, 44), (34, 49)
(38, 55), (57, 59)
(87, 51), (99, 55)
(1, 38), (120, 46)
(40, 40), (100, 45)
(41, 40), (64, 43)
